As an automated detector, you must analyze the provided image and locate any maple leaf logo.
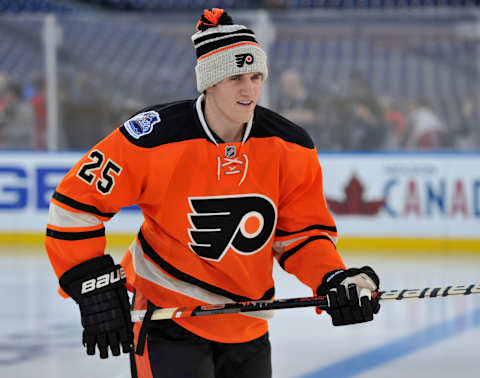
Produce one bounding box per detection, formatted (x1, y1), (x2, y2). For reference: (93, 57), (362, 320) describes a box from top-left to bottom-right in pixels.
(326, 174), (385, 216)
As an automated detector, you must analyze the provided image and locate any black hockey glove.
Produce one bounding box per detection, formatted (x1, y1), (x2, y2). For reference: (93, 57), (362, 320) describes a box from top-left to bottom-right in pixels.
(59, 255), (134, 358)
(316, 266), (380, 326)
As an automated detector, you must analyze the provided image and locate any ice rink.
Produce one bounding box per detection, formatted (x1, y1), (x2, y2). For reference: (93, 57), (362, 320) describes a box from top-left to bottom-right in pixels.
(1, 249), (479, 378)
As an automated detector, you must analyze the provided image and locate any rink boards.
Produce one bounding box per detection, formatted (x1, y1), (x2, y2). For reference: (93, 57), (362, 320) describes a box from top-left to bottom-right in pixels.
(0, 151), (478, 252)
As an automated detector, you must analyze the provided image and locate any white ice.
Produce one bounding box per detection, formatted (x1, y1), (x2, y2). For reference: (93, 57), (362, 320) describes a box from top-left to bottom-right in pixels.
(1, 250), (479, 378)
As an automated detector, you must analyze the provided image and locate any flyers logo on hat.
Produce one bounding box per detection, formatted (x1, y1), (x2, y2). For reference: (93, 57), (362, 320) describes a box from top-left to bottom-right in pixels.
(235, 53), (254, 68)
(188, 194), (277, 261)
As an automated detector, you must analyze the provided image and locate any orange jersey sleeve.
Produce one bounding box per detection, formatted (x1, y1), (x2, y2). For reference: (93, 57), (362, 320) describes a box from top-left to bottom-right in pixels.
(45, 128), (150, 293)
(274, 145), (345, 293)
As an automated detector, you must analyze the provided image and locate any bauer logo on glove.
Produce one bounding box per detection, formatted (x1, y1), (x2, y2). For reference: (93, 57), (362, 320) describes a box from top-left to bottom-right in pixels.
(81, 266), (126, 294)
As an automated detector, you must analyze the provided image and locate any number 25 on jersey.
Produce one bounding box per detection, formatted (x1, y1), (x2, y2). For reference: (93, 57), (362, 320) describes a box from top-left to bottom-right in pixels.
(76, 149), (122, 195)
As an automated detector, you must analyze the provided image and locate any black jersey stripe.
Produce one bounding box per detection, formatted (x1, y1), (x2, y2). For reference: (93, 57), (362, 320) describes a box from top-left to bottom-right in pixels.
(46, 227), (105, 241)
(193, 29), (255, 46)
(196, 35), (258, 58)
(138, 230), (275, 303)
(279, 235), (336, 269)
(53, 191), (116, 218)
(276, 225), (337, 237)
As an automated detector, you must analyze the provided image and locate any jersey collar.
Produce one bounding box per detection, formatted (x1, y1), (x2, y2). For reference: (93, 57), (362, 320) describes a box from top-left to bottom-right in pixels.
(195, 94), (253, 146)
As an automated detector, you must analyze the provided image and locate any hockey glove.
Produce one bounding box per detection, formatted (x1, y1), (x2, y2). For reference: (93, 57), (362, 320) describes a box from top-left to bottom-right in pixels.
(316, 266), (380, 326)
(59, 255), (134, 358)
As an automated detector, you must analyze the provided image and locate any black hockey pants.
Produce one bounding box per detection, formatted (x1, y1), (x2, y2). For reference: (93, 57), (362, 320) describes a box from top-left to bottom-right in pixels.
(131, 317), (272, 378)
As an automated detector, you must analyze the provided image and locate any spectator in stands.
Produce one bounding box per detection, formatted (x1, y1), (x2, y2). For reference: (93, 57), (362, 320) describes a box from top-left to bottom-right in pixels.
(0, 82), (36, 149)
(334, 70), (386, 150)
(403, 98), (446, 150)
(274, 69), (323, 146)
(63, 72), (114, 148)
(30, 73), (47, 149)
(454, 96), (479, 150)
(348, 100), (387, 150)
(378, 94), (406, 150)
(0, 71), (9, 113)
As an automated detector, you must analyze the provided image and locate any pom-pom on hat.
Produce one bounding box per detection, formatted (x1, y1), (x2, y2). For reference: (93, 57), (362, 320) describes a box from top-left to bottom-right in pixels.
(191, 8), (268, 93)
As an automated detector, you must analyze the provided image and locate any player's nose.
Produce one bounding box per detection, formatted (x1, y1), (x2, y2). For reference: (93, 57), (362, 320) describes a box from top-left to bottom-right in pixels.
(239, 78), (255, 96)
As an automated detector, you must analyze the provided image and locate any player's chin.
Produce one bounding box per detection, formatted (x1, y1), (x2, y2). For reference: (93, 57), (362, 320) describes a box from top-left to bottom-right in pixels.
(237, 114), (253, 125)
(235, 104), (255, 120)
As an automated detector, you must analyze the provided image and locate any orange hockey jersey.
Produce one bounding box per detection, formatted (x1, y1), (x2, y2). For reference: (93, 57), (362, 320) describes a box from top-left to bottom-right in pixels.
(45, 94), (345, 343)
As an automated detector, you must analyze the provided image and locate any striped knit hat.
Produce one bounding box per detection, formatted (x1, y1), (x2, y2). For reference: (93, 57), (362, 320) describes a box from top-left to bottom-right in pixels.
(191, 8), (268, 93)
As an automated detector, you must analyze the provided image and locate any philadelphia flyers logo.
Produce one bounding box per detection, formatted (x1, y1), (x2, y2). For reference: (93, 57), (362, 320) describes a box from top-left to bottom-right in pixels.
(188, 194), (277, 261)
(235, 53), (254, 68)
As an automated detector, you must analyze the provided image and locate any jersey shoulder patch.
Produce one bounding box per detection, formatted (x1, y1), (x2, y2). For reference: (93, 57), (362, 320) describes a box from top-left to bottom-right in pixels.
(119, 100), (202, 148)
(123, 110), (161, 139)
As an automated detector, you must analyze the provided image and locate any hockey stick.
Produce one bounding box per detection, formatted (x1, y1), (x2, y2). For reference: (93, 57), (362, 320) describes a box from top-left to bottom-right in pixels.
(130, 284), (480, 322)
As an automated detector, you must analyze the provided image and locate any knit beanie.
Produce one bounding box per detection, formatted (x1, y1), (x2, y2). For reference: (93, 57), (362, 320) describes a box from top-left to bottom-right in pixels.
(191, 8), (268, 93)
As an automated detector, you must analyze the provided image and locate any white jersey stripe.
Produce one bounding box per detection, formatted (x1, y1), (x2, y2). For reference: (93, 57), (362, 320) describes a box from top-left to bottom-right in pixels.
(47, 202), (102, 228)
(273, 232), (338, 258)
(129, 238), (273, 321)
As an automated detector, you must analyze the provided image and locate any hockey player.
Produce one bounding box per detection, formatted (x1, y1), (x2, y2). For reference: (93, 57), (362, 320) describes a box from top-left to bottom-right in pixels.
(45, 8), (380, 378)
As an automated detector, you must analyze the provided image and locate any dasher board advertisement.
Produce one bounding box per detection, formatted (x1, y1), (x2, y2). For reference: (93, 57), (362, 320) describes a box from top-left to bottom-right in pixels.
(0, 152), (478, 239)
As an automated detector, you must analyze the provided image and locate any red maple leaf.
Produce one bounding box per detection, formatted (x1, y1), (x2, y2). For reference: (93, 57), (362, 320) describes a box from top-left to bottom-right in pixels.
(326, 174), (385, 216)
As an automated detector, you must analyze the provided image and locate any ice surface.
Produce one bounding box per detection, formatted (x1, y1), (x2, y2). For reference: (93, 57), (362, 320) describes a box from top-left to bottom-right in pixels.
(1, 250), (479, 378)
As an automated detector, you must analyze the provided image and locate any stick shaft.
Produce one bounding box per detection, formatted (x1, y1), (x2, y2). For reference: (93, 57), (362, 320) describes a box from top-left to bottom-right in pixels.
(130, 283), (480, 322)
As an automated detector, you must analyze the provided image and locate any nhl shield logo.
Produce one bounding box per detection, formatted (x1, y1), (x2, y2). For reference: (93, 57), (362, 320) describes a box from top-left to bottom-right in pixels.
(225, 145), (236, 158)
(124, 111), (161, 139)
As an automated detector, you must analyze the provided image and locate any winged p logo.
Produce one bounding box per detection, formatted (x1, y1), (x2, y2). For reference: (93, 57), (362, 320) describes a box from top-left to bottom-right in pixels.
(235, 53), (254, 68)
(188, 194), (277, 261)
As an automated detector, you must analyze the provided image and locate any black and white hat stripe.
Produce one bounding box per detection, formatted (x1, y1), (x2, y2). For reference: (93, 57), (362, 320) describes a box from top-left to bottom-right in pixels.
(194, 32), (257, 49)
(193, 28), (256, 46)
(192, 25), (258, 58)
(195, 35), (259, 59)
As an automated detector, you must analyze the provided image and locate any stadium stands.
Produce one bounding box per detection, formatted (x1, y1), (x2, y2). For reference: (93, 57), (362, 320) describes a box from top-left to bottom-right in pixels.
(0, 0), (74, 13)
(0, 0), (477, 13)
(0, 4), (478, 149)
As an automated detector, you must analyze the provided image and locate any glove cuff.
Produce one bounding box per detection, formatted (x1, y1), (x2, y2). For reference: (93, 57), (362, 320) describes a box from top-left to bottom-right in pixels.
(59, 255), (126, 301)
(316, 266), (379, 296)
(316, 269), (345, 296)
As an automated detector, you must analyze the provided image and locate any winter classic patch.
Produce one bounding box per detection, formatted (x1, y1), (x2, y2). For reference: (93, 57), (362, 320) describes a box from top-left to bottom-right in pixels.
(124, 111), (161, 139)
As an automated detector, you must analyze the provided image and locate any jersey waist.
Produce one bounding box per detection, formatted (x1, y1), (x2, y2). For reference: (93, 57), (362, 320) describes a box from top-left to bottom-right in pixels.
(131, 288), (269, 343)
(122, 230), (275, 315)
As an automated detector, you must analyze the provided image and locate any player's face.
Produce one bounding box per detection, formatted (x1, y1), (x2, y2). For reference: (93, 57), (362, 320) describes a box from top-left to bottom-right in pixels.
(207, 72), (263, 127)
